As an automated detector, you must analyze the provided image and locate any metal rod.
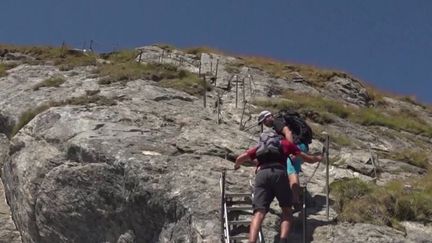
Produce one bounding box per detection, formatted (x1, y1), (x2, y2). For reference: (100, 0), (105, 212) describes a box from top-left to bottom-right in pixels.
(215, 59), (219, 85)
(302, 186), (307, 243)
(242, 77), (246, 102)
(240, 100), (246, 130)
(217, 93), (221, 125)
(138, 50), (143, 62)
(220, 171), (226, 242)
(235, 75), (239, 108)
(198, 58), (202, 77)
(325, 134), (330, 221)
(203, 76), (207, 108)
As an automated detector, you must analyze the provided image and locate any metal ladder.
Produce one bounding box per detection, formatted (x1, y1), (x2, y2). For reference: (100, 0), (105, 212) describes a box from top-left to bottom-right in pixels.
(220, 171), (265, 243)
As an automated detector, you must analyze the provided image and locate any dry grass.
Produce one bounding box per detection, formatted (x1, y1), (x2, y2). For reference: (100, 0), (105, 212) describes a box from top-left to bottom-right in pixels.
(253, 91), (432, 137)
(33, 77), (66, 90)
(0, 44), (97, 70)
(390, 148), (430, 169)
(238, 55), (348, 87)
(331, 172), (432, 228)
(183, 46), (228, 56)
(100, 49), (139, 63)
(0, 63), (17, 77)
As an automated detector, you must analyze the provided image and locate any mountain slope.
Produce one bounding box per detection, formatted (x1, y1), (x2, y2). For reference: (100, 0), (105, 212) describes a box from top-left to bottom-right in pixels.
(0, 44), (431, 242)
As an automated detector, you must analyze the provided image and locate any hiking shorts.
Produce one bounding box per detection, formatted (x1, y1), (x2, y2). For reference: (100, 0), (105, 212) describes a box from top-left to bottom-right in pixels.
(287, 143), (309, 175)
(253, 166), (292, 212)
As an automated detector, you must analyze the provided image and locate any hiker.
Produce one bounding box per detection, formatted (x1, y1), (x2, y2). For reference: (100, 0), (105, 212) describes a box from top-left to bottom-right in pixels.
(234, 132), (321, 242)
(257, 110), (319, 208)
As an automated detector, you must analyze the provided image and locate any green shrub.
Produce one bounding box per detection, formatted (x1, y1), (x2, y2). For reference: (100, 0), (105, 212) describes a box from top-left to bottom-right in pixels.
(96, 62), (180, 84)
(0, 44), (97, 70)
(330, 133), (353, 147)
(96, 62), (205, 96)
(0, 63), (17, 77)
(390, 148), (430, 169)
(350, 108), (432, 137)
(33, 77), (66, 90)
(252, 92), (351, 123)
(239, 56), (347, 86)
(0, 64), (6, 77)
(101, 49), (139, 63)
(159, 74), (208, 96)
(331, 171), (432, 228)
(253, 92), (432, 136)
(330, 178), (374, 212)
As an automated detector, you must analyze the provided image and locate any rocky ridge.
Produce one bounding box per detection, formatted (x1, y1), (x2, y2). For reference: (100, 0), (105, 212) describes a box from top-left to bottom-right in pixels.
(0, 45), (431, 242)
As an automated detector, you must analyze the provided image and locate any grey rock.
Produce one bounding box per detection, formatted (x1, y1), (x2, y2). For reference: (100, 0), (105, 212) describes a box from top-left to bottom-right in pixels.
(0, 134), (21, 243)
(401, 221), (432, 243)
(1, 45), (431, 243)
(312, 223), (406, 243)
(324, 76), (372, 107)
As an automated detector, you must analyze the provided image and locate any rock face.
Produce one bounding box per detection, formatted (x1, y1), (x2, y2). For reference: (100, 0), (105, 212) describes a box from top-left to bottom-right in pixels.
(0, 134), (21, 243)
(0, 45), (431, 242)
(324, 76), (372, 107)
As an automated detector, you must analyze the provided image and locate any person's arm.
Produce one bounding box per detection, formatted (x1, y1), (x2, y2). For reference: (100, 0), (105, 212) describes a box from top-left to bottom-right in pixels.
(297, 152), (322, 163)
(273, 118), (294, 143)
(281, 126), (294, 143)
(234, 152), (252, 170)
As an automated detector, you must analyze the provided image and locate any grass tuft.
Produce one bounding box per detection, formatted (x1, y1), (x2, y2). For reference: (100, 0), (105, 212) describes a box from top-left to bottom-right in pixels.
(253, 91), (432, 137)
(0, 44), (97, 70)
(0, 63), (17, 77)
(331, 172), (432, 228)
(33, 77), (66, 90)
(390, 148), (430, 169)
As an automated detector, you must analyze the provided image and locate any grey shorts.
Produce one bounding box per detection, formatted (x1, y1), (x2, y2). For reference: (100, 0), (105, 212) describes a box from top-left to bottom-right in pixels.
(253, 166), (292, 212)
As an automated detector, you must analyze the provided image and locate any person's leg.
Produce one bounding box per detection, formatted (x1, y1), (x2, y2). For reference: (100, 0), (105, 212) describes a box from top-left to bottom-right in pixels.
(280, 206), (294, 240)
(250, 170), (272, 242)
(289, 173), (300, 204)
(249, 209), (266, 243)
(273, 169), (294, 240)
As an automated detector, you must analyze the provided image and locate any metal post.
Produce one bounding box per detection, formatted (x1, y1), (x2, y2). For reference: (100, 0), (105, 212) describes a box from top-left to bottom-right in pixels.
(89, 40), (94, 52)
(220, 171), (226, 242)
(303, 192), (307, 243)
(203, 76), (207, 108)
(215, 59), (219, 85)
(235, 75), (239, 108)
(160, 50), (165, 63)
(217, 93), (221, 125)
(325, 134), (330, 221)
(138, 50), (143, 62)
(61, 41), (66, 56)
(240, 100), (246, 130)
(198, 59), (202, 77)
(368, 145), (377, 178)
(242, 77), (246, 102)
(210, 60), (213, 74)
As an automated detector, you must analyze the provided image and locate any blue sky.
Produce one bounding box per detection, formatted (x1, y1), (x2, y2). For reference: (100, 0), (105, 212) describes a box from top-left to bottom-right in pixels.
(1, 0), (431, 104)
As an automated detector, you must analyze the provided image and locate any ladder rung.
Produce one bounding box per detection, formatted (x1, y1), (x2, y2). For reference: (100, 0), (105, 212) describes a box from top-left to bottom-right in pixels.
(229, 220), (251, 225)
(229, 235), (249, 241)
(226, 193), (251, 198)
(227, 206), (253, 211)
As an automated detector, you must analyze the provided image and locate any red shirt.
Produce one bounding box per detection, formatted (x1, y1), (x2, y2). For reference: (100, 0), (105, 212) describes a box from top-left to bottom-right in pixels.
(246, 139), (301, 164)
